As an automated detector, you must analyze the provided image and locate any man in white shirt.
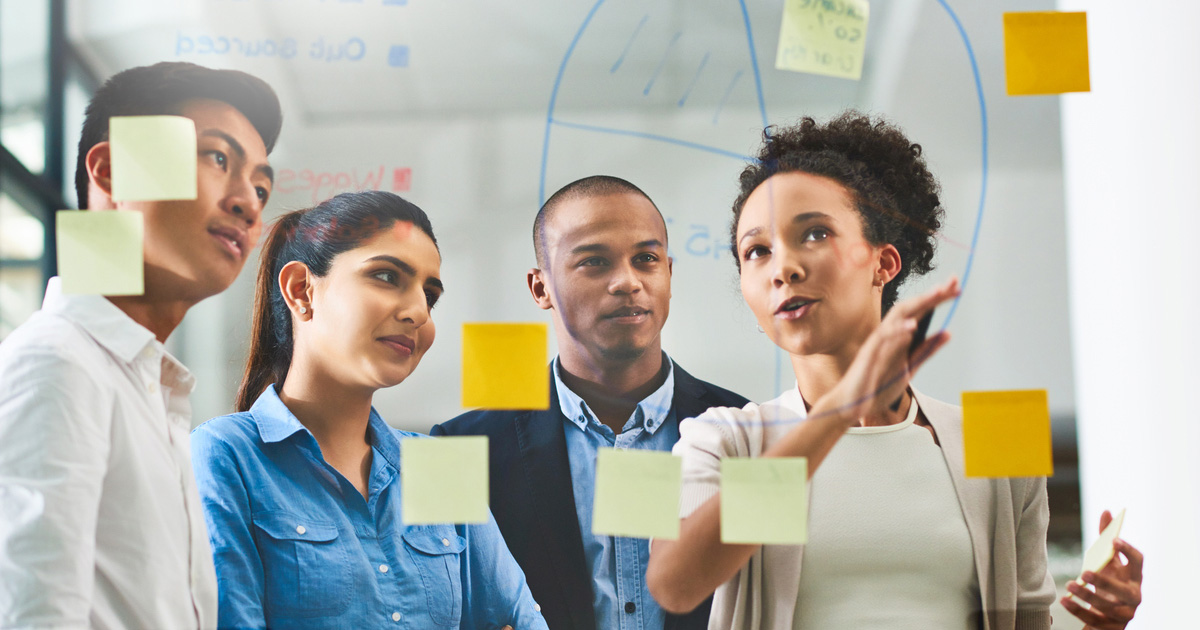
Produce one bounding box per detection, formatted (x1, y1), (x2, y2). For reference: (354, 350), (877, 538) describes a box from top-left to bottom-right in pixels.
(0, 62), (281, 629)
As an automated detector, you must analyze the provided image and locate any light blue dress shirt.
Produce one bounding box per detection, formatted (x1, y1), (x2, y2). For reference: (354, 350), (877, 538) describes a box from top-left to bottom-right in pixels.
(555, 356), (679, 630)
(190, 384), (548, 630)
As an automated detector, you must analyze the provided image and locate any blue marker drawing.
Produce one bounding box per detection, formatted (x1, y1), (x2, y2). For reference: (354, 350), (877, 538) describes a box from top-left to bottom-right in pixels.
(713, 69), (743, 125)
(643, 31), (681, 96)
(387, 45), (409, 67)
(382, 0), (408, 5)
(677, 52), (710, 107)
(539, 0), (987, 401)
(610, 14), (648, 73)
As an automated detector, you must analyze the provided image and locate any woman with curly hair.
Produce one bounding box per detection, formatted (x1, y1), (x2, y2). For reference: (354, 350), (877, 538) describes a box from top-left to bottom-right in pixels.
(646, 113), (1142, 630)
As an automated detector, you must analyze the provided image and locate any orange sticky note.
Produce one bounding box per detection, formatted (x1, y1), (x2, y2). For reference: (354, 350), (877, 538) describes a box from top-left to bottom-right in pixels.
(462, 323), (549, 410)
(962, 390), (1054, 477)
(55, 210), (144, 296)
(1003, 12), (1090, 96)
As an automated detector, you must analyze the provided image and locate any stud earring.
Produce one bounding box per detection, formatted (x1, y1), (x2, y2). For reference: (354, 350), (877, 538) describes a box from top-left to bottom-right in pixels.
(299, 306), (307, 314)
(756, 324), (765, 333)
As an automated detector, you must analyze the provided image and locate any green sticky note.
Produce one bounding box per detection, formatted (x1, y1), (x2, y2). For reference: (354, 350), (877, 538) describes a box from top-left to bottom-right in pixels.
(720, 457), (807, 545)
(775, 0), (870, 79)
(401, 436), (489, 525)
(110, 115), (198, 202)
(55, 210), (144, 296)
(1003, 12), (1090, 96)
(462, 323), (550, 410)
(592, 448), (682, 540)
(962, 390), (1054, 478)
(1077, 508), (1126, 585)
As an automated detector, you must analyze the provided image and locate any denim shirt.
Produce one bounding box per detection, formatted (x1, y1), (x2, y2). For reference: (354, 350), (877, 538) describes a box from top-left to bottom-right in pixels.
(191, 385), (548, 630)
(555, 356), (679, 630)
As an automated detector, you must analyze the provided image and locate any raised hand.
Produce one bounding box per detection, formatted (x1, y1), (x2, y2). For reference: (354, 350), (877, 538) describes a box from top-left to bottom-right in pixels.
(1061, 510), (1144, 629)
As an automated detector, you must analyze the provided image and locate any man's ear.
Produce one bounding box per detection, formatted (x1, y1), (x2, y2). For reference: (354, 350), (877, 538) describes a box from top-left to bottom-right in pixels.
(84, 142), (114, 209)
(527, 268), (554, 311)
(279, 261), (315, 319)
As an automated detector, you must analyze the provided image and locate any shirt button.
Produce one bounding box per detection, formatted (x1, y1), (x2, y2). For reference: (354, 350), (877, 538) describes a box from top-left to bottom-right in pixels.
(625, 601), (636, 614)
(295, 525), (306, 535)
(379, 564), (389, 573)
(392, 612), (402, 622)
(146, 382), (158, 393)
(441, 538), (450, 547)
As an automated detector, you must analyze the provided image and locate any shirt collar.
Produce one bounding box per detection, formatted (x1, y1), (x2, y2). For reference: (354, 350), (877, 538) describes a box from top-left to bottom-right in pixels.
(41, 276), (159, 365)
(553, 353), (676, 435)
(250, 384), (398, 466)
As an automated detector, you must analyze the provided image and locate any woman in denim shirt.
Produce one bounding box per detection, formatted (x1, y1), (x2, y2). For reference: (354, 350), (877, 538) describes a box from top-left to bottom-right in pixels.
(191, 191), (547, 629)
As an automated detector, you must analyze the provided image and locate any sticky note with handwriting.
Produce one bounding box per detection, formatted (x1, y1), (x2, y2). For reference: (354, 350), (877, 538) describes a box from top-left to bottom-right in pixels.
(720, 457), (807, 545)
(462, 323), (549, 410)
(110, 116), (198, 202)
(1077, 508), (1126, 584)
(775, 0), (870, 80)
(962, 389), (1054, 477)
(1003, 12), (1090, 96)
(55, 210), (144, 296)
(401, 436), (489, 525)
(592, 448), (682, 540)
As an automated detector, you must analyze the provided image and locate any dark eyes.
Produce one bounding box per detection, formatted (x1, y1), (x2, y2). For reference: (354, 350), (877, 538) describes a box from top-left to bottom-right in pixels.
(372, 269), (398, 284)
(256, 187), (270, 203)
(743, 245), (769, 261)
(579, 253), (659, 267)
(805, 227), (831, 241)
(204, 150), (228, 169)
(425, 290), (441, 310)
(742, 227), (831, 261)
(372, 270), (440, 310)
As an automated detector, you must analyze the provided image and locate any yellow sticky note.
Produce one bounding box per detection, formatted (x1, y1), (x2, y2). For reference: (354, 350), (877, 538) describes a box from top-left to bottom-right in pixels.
(109, 115), (198, 202)
(775, 0), (870, 79)
(962, 390), (1054, 477)
(401, 436), (489, 525)
(462, 323), (549, 410)
(592, 448), (682, 540)
(1003, 12), (1090, 95)
(1077, 508), (1126, 585)
(720, 457), (807, 545)
(55, 210), (144, 296)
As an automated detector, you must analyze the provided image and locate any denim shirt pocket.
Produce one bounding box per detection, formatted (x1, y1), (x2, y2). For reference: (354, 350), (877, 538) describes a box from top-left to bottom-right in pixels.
(402, 525), (466, 627)
(252, 510), (353, 619)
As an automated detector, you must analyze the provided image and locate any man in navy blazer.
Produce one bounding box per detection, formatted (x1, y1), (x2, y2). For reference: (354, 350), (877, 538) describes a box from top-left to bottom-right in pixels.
(433, 176), (747, 630)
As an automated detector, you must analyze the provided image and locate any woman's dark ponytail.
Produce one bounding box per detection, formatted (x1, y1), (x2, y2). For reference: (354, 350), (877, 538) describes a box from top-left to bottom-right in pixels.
(233, 191), (438, 412)
(235, 210), (305, 412)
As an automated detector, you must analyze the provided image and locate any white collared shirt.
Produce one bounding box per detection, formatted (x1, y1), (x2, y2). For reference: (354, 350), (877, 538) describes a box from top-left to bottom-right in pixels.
(0, 278), (217, 630)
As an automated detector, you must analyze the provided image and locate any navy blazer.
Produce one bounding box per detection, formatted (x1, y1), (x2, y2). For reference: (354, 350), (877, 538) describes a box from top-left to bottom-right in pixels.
(431, 362), (749, 630)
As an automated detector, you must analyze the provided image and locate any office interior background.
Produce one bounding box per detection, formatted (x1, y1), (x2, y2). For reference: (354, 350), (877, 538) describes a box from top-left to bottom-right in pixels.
(1, 0), (1194, 626)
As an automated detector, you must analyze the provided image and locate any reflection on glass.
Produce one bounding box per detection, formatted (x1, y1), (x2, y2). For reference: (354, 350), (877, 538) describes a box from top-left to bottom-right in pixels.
(1, 0), (51, 175)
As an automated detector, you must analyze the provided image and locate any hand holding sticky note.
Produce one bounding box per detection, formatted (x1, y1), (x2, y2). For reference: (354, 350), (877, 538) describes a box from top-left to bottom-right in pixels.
(1003, 12), (1090, 96)
(462, 323), (549, 410)
(401, 436), (489, 525)
(775, 0), (870, 80)
(1078, 508), (1126, 585)
(55, 210), (144, 296)
(962, 389), (1054, 478)
(592, 448), (682, 540)
(720, 457), (807, 545)
(110, 115), (198, 202)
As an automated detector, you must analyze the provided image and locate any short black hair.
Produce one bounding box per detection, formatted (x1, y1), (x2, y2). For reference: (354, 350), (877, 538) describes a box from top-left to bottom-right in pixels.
(731, 112), (944, 313)
(74, 61), (283, 209)
(533, 175), (664, 266)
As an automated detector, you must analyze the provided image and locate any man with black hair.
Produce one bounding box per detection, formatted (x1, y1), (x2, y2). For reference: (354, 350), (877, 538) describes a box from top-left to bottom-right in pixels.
(0, 62), (281, 629)
(434, 176), (748, 630)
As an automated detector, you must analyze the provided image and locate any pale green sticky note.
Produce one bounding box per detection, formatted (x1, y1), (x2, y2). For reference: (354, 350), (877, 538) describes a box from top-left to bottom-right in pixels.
(720, 457), (807, 545)
(592, 448), (682, 540)
(55, 210), (144, 296)
(401, 436), (489, 525)
(1077, 508), (1126, 585)
(462, 323), (550, 410)
(110, 115), (198, 202)
(775, 0), (870, 79)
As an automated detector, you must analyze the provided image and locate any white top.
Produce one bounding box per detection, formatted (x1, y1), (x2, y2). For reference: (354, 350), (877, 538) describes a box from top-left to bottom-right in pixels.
(0, 278), (217, 630)
(792, 397), (979, 629)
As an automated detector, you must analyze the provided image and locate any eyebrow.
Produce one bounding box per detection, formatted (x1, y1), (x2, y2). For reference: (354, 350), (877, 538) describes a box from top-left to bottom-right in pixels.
(199, 129), (275, 185)
(569, 239), (664, 256)
(366, 255), (444, 291)
(737, 212), (832, 246)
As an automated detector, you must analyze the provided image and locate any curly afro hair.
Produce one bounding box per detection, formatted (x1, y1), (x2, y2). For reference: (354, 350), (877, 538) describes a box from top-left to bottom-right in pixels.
(730, 111), (944, 313)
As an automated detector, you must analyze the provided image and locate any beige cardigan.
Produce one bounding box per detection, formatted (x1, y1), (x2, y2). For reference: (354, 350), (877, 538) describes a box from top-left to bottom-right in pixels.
(673, 387), (1057, 630)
